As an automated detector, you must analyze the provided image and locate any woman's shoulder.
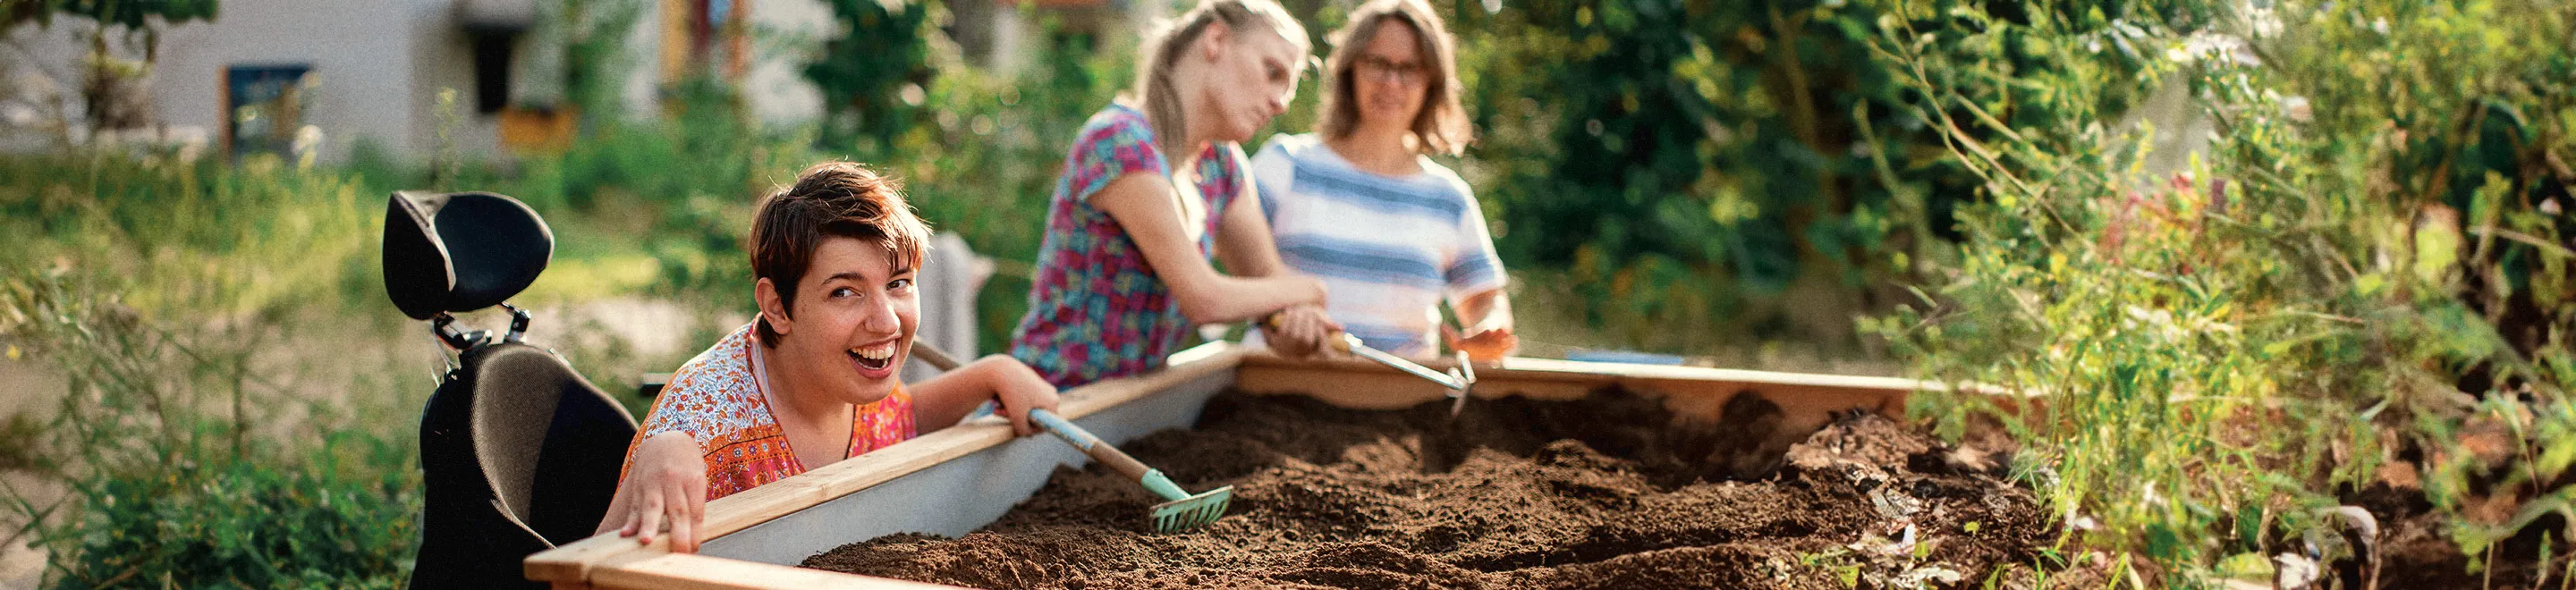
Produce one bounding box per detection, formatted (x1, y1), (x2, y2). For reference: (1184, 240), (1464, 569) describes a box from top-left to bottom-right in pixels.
(648, 324), (768, 434)
(1253, 132), (1324, 161)
(1076, 104), (1157, 149)
(1248, 133), (1324, 190)
(1411, 156), (1475, 198)
(667, 324), (755, 384)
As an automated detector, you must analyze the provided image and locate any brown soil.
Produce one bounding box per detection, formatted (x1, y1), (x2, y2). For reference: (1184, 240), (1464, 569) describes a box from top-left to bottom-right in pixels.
(804, 390), (2054, 588)
(2352, 483), (2554, 588)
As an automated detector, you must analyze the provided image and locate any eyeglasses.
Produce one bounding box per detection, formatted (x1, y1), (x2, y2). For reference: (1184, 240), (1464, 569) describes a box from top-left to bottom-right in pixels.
(1352, 55), (1427, 86)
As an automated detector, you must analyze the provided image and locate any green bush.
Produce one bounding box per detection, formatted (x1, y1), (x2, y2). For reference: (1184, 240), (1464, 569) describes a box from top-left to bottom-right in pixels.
(0, 150), (422, 587)
(874, 20), (1133, 350)
(1437, 0), (2151, 353)
(1869, 0), (2576, 580)
(47, 436), (415, 589)
(806, 0), (939, 148)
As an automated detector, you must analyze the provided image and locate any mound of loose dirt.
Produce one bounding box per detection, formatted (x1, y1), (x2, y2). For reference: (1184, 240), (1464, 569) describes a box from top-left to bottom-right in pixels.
(804, 390), (2051, 588)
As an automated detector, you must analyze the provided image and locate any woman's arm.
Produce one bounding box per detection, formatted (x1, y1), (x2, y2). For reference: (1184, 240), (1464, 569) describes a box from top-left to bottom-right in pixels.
(1455, 288), (1513, 332)
(1214, 177), (1338, 355)
(1445, 288), (1519, 360)
(1442, 173), (1514, 360)
(1092, 173), (1325, 324)
(594, 433), (710, 552)
(909, 354), (1059, 436)
(1214, 178), (1288, 278)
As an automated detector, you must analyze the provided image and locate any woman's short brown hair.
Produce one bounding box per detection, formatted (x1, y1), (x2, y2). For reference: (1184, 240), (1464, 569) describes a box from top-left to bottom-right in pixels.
(748, 161), (931, 346)
(1318, 0), (1471, 156)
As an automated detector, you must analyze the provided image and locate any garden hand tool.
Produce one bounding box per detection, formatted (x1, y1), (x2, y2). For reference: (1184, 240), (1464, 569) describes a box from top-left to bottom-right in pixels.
(909, 341), (964, 373)
(1028, 408), (1233, 532)
(910, 341), (1229, 532)
(908, 341), (1004, 419)
(1264, 315), (1476, 417)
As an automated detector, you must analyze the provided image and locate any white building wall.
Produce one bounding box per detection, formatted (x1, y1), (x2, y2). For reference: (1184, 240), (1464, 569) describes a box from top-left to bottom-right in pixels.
(618, 0), (663, 121)
(404, 0), (507, 162)
(1, 0), (933, 161)
(0, 0), (520, 162)
(742, 0), (829, 126)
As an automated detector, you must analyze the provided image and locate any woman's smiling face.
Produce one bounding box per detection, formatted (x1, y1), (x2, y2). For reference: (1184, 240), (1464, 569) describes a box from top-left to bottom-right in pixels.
(1350, 18), (1428, 132)
(765, 236), (918, 405)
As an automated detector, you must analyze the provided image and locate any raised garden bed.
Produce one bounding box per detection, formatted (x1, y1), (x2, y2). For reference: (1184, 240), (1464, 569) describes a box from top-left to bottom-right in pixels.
(525, 343), (2016, 589)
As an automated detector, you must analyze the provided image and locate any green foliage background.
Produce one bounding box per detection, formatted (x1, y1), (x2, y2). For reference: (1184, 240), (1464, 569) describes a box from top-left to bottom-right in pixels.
(1868, 0), (2576, 581)
(8, 0), (2576, 585)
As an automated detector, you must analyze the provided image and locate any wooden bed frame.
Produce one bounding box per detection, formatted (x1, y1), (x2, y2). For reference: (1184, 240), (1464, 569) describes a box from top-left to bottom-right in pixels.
(523, 342), (1947, 589)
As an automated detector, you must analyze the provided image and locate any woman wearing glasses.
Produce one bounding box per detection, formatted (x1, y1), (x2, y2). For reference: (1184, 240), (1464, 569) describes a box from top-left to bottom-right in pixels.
(1249, 0), (1515, 362)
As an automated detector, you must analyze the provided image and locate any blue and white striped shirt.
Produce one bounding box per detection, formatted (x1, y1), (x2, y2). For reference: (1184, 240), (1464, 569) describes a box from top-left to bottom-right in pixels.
(1250, 133), (1506, 357)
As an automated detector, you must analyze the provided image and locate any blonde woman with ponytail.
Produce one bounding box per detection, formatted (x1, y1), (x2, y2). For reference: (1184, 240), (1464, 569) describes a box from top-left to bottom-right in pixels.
(1007, 0), (1337, 388)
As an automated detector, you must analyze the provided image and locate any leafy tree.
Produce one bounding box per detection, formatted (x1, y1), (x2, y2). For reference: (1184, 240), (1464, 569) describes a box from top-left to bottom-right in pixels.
(805, 0), (937, 148)
(1440, 0), (2159, 351)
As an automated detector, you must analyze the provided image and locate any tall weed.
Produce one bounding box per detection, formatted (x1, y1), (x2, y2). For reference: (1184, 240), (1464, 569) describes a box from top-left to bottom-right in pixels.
(1868, 0), (2576, 580)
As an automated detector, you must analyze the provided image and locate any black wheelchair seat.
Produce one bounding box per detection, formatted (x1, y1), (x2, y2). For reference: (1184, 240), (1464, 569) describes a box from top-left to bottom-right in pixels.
(385, 190), (638, 589)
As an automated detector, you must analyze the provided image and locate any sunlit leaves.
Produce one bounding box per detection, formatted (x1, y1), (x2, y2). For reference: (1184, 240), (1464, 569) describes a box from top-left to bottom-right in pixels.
(1868, 0), (2576, 578)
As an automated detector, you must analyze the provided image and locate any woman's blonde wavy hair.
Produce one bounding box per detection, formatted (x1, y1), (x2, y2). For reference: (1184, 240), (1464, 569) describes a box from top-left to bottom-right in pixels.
(1131, 0), (1312, 164)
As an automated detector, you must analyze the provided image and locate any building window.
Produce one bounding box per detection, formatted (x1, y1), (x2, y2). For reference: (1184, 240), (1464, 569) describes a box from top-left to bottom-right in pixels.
(663, 0), (745, 82)
(225, 64), (312, 160)
(470, 30), (514, 114)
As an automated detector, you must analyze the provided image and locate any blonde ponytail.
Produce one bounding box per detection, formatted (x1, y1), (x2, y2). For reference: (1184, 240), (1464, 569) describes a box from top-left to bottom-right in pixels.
(1131, 0), (1309, 168)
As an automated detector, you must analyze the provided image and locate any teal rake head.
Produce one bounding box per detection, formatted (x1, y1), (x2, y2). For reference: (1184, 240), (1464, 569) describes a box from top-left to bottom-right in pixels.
(1148, 482), (1234, 533)
(1030, 408), (1235, 533)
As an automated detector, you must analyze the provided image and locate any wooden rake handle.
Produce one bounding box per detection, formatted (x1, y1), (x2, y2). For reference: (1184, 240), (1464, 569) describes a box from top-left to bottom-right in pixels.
(911, 340), (1191, 501)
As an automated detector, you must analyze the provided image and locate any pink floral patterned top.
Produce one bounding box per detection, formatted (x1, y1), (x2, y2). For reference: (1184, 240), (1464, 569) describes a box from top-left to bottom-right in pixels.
(1007, 103), (1243, 388)
(619, 323), (917, 502)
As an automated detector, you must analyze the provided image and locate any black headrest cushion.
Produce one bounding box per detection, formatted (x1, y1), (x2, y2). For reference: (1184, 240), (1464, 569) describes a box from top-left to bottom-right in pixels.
(384, 191), (554, 320)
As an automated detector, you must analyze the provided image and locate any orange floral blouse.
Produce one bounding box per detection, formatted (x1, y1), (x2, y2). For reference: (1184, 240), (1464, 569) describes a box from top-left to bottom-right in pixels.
(619, 323), (917, 502)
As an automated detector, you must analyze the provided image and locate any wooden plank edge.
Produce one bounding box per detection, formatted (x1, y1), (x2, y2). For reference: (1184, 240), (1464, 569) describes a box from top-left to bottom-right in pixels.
(702, 344), (1247, 536)
(1238, 350), (2020, 399)
(527, 343), (1249, 585)
(1237, 351), (2044, 433)
(588, 552), (967, 590)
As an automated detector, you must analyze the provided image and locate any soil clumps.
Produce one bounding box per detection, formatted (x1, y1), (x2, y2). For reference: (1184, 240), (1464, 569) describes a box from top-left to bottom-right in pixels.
(804, 390), (2048, 588)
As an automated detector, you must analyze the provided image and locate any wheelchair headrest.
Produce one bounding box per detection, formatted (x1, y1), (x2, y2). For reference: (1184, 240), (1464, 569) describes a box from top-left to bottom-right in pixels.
(383, 191), (554, 321)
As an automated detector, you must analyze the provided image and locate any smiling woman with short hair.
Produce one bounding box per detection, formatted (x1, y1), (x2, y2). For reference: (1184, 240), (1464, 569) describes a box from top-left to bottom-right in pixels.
(595, 161), (1060, 553)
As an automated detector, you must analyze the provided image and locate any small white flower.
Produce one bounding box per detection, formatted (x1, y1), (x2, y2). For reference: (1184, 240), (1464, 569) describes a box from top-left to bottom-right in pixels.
(2283, 96), (2312, 122)
(168, 125), (210, 164)
(2179, 32), (2261, 66)
(292, 124), (324, 155)
(292, 124), (325, 167)
(2246, 0), (2287, 36)
(2, 105), (36, 127)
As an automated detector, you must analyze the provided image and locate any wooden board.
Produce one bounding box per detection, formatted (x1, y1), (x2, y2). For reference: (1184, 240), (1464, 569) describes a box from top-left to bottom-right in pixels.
(527, 342), (1954, 588)
(526, 343), (1244, 587)
(700, 366), (1238, 564)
